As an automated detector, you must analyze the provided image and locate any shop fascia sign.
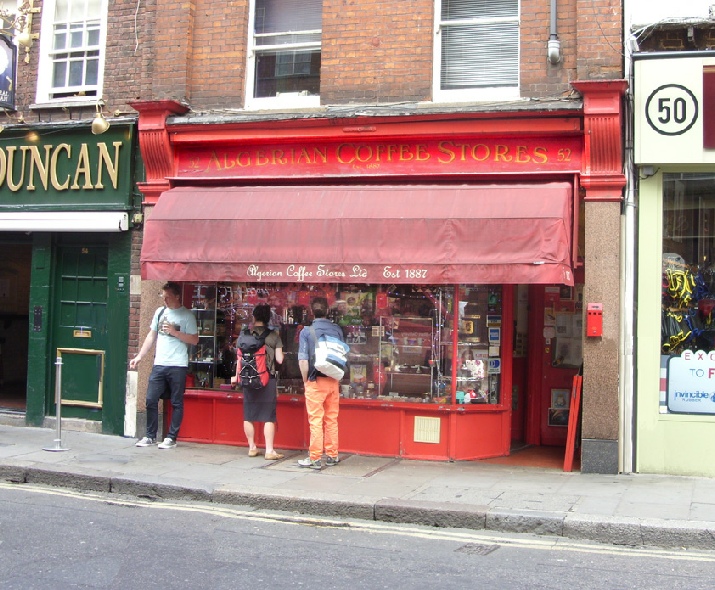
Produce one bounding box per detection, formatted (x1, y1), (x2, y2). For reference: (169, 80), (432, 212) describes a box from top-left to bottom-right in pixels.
(634, 54), (715, 165)
(667, 349), (715, 415)
(0, 126), (134, 208)
(176, 136), (582, 180)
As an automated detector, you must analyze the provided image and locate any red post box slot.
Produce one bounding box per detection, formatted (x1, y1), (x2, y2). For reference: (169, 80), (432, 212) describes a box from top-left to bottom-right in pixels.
(586, 303), (603, 337)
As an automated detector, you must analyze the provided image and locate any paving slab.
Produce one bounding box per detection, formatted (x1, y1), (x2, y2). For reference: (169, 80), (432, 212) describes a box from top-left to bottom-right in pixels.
(1, 423), (715, 550)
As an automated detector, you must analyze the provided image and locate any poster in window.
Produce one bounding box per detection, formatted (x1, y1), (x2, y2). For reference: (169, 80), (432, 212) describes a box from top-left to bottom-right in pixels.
(548, 408), (569, 427)
(350, 364), (367, 385)
(345, 326), (367, 345)
(555, 313), (572, 337)
(574, 284), (584, 312)
(0, 35), (16, 111)
(551, 388), (570, 409)
(552, 337), (583, 368)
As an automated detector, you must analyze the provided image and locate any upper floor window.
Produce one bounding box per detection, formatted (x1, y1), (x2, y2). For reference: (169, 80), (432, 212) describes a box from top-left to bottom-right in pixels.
(246, 0), (321, 109)
(36, 0), (107, 104)
(434, 0), (519, 102)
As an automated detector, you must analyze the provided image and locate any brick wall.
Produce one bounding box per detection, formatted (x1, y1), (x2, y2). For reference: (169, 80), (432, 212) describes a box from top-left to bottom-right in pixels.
(187, 0), (249, 107)
(321, 0), (433, 104)
(638, 25), (715, 52)
(575, 0), (622, 80)
(128, 228), (143, 359)
(521, 0), (579, 97)
(150, 0), (194, 101)
(4, 0), (626, 119)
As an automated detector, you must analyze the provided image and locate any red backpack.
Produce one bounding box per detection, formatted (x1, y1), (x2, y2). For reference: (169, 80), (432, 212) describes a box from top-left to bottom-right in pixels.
(237, 328), (271, 390)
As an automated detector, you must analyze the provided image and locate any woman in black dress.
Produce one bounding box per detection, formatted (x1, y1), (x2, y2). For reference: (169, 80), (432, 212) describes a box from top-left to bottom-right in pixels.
(236, 304), (284, 460)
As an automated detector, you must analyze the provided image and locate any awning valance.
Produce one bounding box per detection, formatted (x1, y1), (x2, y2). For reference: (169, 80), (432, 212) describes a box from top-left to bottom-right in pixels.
(141, 183), (574, 285)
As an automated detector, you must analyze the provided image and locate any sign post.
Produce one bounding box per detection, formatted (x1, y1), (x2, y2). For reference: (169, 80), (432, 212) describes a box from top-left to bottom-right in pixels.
(43, 356), (69, 452)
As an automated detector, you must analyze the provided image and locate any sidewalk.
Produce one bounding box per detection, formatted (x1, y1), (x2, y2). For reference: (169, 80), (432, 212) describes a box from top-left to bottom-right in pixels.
(1, 423), (715, 550)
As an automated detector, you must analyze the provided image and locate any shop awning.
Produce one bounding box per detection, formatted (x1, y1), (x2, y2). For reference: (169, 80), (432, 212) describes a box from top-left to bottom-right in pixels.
(141, 183), (574, 285)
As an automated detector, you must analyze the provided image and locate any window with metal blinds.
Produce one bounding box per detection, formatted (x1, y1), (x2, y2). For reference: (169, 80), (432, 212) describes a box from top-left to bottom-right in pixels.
(439, 0), (518, 90)
(254, 0), (322, 46)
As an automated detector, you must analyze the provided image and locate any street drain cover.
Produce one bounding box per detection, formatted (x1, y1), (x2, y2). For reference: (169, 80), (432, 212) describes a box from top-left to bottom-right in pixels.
(456, 543), (500, 556)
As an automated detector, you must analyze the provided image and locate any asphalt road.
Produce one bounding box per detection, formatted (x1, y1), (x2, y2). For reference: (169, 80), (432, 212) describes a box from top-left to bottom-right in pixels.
(2, 482), (715, 590)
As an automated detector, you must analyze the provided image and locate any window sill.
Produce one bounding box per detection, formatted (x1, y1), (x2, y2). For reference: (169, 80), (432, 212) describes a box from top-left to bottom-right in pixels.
(432, 87), (521, 104)
(30, 98), (100, 111)
(245, 95), (321, 111)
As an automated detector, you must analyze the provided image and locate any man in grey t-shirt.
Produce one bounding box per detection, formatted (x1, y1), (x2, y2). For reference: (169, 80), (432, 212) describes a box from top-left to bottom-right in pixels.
(130, 281), (198, 449)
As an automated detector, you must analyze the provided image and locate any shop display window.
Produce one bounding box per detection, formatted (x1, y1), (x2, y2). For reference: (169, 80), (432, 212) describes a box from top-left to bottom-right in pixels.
(450, 285), (502, 404)
(180, 282), (504, 406)
(661, 173), (715, 414)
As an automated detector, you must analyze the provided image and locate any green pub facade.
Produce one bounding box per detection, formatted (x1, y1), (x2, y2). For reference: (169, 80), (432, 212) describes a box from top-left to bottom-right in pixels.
(0, 122), (141, 434)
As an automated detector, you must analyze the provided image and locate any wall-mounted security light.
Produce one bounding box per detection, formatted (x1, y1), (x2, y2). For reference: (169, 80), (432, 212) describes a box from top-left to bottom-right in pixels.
(91, 100), (110, 135)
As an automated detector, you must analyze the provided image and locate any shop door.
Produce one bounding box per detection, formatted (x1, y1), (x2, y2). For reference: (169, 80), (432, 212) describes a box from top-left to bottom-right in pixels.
(0, 242), (32, 412)
(50, 244), (110, 421)
(525, 285), (582, 446)
(510, 285), (529, 442)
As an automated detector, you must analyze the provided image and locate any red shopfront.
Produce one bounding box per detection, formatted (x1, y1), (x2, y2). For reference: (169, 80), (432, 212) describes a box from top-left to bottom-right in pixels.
(133, 85), (624, 462)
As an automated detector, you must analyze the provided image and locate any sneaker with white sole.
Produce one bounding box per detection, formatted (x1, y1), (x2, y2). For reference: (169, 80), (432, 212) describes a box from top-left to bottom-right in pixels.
(297, 457), (322, 470)
(325, 456), (340, 466)
(135, 437), (156, 447)
(158, 437), (176, 449)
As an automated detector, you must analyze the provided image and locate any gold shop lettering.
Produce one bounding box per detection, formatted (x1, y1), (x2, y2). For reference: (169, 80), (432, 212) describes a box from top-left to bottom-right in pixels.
(336, 143), (431, 164)
(188, 140), (564, 174)
(203, 147), (329, 171)
(0, 142), (123, 192)
(435, 141), (548, 164)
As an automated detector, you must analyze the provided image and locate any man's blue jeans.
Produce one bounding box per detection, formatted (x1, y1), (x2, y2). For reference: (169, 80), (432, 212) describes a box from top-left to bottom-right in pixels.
(145, 365), (188, 441)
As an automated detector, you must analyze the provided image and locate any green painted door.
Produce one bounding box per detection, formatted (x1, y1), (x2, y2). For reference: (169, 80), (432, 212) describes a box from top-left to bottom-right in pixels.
(50, 244), (110, 422)
(45, 232), (131, 435)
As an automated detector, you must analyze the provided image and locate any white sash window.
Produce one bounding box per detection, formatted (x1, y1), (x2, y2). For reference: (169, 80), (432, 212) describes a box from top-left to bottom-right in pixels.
(37, 0), (107, 104)
(434, 0), (519, 102)
(246, 0), (322, 109)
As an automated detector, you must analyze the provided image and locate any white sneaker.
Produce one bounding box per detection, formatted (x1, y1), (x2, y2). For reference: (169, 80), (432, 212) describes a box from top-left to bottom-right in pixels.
(135, 437), (156, 447)
(158, 437), (176, 449)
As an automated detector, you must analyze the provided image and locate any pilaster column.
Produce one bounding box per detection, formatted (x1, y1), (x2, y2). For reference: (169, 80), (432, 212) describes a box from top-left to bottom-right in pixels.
(572, 79), (627, 473)
(130, 100), (189, 205)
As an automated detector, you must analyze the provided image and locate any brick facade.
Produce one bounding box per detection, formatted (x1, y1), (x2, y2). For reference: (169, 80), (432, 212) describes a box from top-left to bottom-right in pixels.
(4, 0), (624, 118)
(1, 0), (624, 366)
(321, 0), (433, 103)
(1, 0), (626, 452)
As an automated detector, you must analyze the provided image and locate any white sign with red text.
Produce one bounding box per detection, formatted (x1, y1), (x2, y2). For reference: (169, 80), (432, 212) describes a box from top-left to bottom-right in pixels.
(667, 349), (715, 415)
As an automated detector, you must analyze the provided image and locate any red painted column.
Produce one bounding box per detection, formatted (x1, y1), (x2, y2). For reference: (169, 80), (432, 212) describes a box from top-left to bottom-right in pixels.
(130, 100), (189, 205)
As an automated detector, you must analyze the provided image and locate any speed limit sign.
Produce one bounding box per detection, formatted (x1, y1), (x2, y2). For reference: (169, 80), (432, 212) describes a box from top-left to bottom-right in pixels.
(644, 84), (699, 136)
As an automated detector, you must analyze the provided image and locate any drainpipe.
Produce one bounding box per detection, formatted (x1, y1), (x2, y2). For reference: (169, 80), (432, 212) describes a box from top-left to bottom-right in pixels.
(620, 0), (637, 474)
(548, 0), (562, 64)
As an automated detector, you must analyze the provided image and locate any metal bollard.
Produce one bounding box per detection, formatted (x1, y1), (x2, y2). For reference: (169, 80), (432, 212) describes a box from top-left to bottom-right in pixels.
(43, 355), (69, 452)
